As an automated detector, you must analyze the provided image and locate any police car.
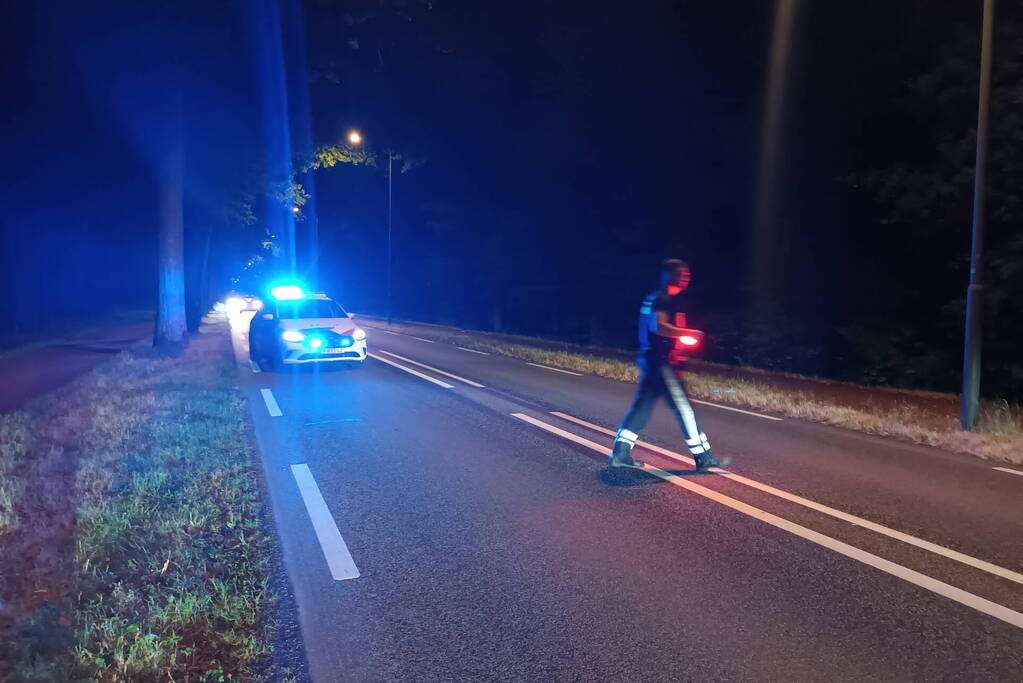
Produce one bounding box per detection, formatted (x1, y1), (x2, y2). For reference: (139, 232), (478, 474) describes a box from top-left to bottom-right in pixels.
(248, 285), (367, 369)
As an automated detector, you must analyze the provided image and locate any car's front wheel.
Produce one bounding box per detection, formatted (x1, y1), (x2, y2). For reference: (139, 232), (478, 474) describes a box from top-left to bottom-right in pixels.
(251, 339), (276, 372)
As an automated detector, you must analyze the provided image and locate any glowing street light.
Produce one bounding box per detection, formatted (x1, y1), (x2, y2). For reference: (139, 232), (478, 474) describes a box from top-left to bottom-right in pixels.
(292, 206), (300, 213)
(344, 127), (402, 325)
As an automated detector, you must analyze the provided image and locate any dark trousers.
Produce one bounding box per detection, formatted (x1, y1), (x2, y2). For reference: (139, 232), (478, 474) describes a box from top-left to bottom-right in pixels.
(615, 358), (712, 458)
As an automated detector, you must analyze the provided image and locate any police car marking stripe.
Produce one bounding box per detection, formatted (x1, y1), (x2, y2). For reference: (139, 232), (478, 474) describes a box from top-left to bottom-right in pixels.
(290, 464), (360, 581)
(260, 388), (282, 417)
(548, 410), (1023, 587)
(514, 412), (1023, 629)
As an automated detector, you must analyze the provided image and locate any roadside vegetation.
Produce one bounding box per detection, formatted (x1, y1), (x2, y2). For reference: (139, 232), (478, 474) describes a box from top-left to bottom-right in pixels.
(360, 318), (1023, 465)
(0, 319), (291, 681)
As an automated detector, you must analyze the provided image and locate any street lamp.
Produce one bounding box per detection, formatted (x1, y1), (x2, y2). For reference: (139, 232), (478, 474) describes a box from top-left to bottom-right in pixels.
(961, 0), (995, 431)
(386, 149), (394, 326)
(347, 129), (395, 325)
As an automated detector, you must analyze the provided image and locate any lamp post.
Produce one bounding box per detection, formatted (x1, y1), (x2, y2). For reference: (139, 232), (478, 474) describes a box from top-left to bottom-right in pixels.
(961, 0), (995, 431)
(347, 130), (394, 325)
(387, 150), (393, 326)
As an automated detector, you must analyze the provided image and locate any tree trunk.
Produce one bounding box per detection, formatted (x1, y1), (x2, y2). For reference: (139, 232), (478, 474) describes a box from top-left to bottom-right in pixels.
(154, 126), (188, 352)
(197, 221), (213, 321)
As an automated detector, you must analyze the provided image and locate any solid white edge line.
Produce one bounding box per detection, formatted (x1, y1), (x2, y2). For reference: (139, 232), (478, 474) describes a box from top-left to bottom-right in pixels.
(456, 346), (490, 355)
(411, 336), (436, 343)
(377, 350), (485, 387)
(691, 398), (783, 421)
(994, 467), (1023, 478)
(368, 352), (454, 388)
(513, 413), (1023, 630)
(260, 388), (282, 417)
(526, 362), (582, 376)
(550, 411), (1023, 587)
(250, 360), (261, 374)
(290, 464), (360, 581)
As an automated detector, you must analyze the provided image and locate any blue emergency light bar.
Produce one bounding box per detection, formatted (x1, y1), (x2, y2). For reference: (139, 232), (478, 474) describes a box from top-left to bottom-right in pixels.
(270, 285), (304, 300)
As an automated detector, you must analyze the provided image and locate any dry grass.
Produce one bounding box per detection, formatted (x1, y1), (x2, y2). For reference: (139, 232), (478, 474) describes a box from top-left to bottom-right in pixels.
(0, 413), (32, 534)
(0, 319), (287, 681)
(361, 319), (1023, 465)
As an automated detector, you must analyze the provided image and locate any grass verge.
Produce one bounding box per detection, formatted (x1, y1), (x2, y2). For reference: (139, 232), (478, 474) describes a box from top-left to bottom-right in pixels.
(0, 318), (292, 681)
(359, 318), (1023, 465)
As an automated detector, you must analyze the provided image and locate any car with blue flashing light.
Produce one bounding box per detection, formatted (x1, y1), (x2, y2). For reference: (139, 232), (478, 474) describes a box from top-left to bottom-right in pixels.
(248, 286), (367, 370)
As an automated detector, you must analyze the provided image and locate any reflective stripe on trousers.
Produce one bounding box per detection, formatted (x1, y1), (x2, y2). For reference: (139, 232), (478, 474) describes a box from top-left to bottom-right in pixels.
(615, 360), (712, 457)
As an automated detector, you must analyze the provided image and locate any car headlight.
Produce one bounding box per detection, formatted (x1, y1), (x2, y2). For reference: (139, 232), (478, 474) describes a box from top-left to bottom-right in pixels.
(353, 328), (366, 341)
(282, 330), (305, 342)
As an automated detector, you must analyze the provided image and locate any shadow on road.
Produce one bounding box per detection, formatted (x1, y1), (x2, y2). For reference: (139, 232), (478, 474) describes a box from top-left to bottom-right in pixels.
(598, 467), (720, 487)
(256, 362), (362, 375)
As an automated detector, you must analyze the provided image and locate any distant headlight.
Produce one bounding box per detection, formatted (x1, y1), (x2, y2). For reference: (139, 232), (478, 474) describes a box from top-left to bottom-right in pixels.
(282, 330), (305, 342)
(353, 328), (366, 341)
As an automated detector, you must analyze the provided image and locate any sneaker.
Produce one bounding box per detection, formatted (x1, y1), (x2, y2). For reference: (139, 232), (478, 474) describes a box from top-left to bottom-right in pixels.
(695, 452), (731, 470)
(608, 440), (645, 469)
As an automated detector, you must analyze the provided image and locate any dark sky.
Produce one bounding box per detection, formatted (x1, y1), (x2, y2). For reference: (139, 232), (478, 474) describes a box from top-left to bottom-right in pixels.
(1, 0), (1010, 391)
(299, 1), (980, 328)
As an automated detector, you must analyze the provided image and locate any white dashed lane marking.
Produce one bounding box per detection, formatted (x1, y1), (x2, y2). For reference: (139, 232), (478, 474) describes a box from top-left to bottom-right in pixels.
(994, 467), (1023, 478)
(691, 399), (782, 421)
(290, 464), (360, 581)
(526, 362), (582, 376)
(456, 346), (490, 355)
(377, 350), (485, 388)
(368, 353), (454, 388)
(260, 388), (282, 416)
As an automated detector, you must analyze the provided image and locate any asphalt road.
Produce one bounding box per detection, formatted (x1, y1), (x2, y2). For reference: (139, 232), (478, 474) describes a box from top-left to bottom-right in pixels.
(231, 316), (1023, 682)
(0, 321), (152, 413)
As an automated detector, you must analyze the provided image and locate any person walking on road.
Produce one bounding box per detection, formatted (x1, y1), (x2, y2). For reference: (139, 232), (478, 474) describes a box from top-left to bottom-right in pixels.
(609, 259), (731, 471)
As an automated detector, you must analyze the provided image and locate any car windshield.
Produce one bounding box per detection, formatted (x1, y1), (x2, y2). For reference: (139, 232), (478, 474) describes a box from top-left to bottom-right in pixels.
(277, 299), (347, 320)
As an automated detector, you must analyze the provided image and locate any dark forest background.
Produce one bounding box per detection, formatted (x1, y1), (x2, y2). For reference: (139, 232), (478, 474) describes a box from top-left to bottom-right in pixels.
(2, 1), (1021, 400)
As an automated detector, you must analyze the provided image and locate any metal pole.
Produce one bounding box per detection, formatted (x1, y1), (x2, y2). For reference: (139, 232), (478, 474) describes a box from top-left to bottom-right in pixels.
(961, 0), (995, 431)
(387, 152), (393, 325)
